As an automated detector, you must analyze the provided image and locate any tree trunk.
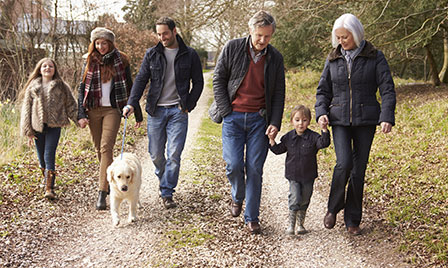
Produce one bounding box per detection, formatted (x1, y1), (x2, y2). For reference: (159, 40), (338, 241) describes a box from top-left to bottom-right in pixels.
(438, 28), (448, 83)
(425, 44), (441, 86)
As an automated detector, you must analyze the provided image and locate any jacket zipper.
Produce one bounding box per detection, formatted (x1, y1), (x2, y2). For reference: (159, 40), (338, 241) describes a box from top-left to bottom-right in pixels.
(345, 59), (353, 124)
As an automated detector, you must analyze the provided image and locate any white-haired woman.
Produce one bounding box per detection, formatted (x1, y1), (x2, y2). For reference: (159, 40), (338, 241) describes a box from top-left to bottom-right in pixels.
(315, 13), (396, 235)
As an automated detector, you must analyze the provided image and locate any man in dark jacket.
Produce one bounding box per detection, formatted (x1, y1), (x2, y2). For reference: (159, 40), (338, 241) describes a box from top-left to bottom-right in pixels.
(209, 11), (285, 234)
(124, 17), (204, 209)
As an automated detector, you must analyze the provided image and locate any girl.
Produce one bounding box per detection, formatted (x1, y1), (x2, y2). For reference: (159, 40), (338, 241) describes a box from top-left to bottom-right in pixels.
(20, 58), (78, 199)
(77, 27), (143, 210)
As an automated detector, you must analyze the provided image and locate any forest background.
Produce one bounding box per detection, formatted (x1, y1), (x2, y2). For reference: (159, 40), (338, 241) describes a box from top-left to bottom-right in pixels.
(0, 0), (447, 266)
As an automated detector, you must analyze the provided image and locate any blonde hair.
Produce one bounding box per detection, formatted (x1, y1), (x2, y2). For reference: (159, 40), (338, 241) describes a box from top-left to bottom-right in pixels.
(290, 105), (311, 121)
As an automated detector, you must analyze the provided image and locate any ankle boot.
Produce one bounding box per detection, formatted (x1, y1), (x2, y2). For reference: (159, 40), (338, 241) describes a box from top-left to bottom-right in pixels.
(96, 191), (108, 210)
(286, 210), (297, 235)
(297, 210), (307, 234)
(40, 168), (46, 186)
(45, 170), (56, 200)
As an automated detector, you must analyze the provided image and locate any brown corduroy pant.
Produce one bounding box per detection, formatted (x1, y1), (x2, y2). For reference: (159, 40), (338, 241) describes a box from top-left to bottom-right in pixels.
(87, 107), (121, 192)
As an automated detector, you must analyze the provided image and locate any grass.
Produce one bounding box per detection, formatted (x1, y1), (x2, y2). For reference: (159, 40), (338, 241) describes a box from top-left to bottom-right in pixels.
(0, 100), (27, 165)
(285, 70), (448, 266)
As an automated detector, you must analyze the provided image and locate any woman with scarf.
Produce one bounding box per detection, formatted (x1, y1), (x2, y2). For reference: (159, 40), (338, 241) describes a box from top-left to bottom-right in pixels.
(77, 27), (143, 210)
(315, 14), (396, 235)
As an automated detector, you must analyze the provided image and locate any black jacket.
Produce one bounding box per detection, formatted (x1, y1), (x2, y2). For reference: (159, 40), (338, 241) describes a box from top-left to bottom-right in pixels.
(270, 129), (330, 182)
(127, 35), (204, 116)
(315, 41), (396, 126)
(209, 36), (285, 130)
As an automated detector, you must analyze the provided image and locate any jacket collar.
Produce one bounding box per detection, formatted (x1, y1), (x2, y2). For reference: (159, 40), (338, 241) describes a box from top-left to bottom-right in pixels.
(291, 128), (311, 140)
(328, 40), (377, 61)
(154, 34), (188, 54)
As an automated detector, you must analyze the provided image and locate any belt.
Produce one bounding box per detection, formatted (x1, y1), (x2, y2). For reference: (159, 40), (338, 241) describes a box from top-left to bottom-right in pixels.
(158, 104), (179, 108)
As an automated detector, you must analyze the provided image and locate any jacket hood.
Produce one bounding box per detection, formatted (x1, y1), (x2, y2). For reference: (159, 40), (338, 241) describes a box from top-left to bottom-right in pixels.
(328, 41), (377, 61)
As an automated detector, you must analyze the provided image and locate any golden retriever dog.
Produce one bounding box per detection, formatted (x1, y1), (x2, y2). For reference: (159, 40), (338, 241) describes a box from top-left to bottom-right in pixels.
(106, 152), (142, 226)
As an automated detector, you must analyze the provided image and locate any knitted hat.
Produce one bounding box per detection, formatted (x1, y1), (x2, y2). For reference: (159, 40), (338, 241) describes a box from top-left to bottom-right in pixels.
(90, 27), (115, 43)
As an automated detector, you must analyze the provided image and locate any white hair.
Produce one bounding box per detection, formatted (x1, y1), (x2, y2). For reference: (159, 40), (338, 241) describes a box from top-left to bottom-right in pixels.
(248, 10), (276, 33)
(331, 13), (364, 48)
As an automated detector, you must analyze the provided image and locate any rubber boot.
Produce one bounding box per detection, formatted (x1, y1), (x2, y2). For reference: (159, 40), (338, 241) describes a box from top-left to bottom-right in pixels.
(45, 170), (56, 200)
(286, 210), (297, 235)
(297, 210), (307, 234)
(96, 191), (108, 210)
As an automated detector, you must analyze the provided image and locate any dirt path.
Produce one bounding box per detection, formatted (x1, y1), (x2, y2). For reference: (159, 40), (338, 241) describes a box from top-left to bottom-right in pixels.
(38, 72), (213, 267)
(36, 71), (410, 267)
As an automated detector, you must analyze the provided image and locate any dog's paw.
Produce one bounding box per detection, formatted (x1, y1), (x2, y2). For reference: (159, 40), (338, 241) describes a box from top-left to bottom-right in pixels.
(128, 216), (137, 223)
(112, 217), (120, 226)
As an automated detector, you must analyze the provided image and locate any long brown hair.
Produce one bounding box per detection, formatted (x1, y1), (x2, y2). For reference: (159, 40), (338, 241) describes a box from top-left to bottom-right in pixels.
(19, 58), (61, 101)
(83, 39), (116, 83)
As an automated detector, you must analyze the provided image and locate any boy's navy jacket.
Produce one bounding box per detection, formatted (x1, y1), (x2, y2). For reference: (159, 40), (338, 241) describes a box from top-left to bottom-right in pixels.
(270, 128), (330, 182)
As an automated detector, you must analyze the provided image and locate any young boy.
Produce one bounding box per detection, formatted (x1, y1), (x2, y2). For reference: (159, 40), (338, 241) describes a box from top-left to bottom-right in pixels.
(268, 105), (330, 235)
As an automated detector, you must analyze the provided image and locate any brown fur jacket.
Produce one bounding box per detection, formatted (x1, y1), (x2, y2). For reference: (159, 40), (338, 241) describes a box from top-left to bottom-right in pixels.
(20, 77), (78, 137)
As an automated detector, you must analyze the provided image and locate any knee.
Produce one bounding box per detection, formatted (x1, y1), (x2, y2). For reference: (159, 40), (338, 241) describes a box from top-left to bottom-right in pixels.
(335, 159), (353, 171)
(226, 161), (244, 175)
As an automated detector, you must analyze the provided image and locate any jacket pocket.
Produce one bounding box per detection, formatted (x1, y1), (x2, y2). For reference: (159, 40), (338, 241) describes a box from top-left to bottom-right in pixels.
(208, 100), (222, 124)
(150, 65), (162, 80)
(329, 103), (343, 123)
(360, 103), (380, 122)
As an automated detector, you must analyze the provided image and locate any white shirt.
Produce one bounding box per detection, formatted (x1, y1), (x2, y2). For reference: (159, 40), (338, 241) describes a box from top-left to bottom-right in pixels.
(101, 80), (112, 106)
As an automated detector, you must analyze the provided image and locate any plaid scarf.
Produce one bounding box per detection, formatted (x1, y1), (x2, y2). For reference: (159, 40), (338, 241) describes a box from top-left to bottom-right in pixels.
(83, 49), (128, 110)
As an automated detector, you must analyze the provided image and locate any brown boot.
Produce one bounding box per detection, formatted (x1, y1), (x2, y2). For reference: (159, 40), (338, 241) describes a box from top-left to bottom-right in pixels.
(45, 170), (57, 200)
(40, 168), (46, 186)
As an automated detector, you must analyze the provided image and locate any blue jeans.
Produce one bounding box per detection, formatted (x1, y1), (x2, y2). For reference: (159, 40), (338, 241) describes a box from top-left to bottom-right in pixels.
(328, 125), (376, 227)
(34, 125), (61, 171)
(288, 180), (314, 211)
(222, 111), (268, 223)
(147, 106), (188, 198)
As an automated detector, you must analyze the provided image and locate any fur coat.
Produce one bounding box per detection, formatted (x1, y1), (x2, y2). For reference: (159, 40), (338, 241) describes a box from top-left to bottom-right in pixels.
(20, 77), (78, 137)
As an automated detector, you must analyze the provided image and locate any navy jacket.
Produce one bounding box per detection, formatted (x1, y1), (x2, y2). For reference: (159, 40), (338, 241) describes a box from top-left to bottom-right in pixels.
(270, 129), (330, 182)
(209, 36), (285, 130)
(315, 41), (396, 126)
(128, 35), (204, 116)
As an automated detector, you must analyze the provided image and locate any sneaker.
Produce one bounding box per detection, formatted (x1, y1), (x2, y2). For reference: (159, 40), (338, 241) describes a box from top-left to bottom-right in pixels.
(162, 197), (177, 209)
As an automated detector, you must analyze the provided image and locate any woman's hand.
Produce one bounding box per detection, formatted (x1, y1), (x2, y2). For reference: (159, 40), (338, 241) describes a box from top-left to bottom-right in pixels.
(134, 121), (142, 129)
(318, 115), (329, 127)
(78, 118), (89, 128)
(380, 122), (392, 133)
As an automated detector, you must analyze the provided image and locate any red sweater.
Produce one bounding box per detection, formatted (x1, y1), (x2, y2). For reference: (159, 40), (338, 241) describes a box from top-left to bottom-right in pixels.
(232, 54), (266, 112)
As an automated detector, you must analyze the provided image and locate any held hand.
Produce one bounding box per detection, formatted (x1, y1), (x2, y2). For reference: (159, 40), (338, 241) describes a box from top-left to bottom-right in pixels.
(318, 115), (329, 126)
(27, 136), (35, 147)
(265, 125), (279, 140)
(268, 137), (276, 146)
(123, 105), (134, 118)
(380, 122), (392, 133)
(78, 118), (89, 128)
